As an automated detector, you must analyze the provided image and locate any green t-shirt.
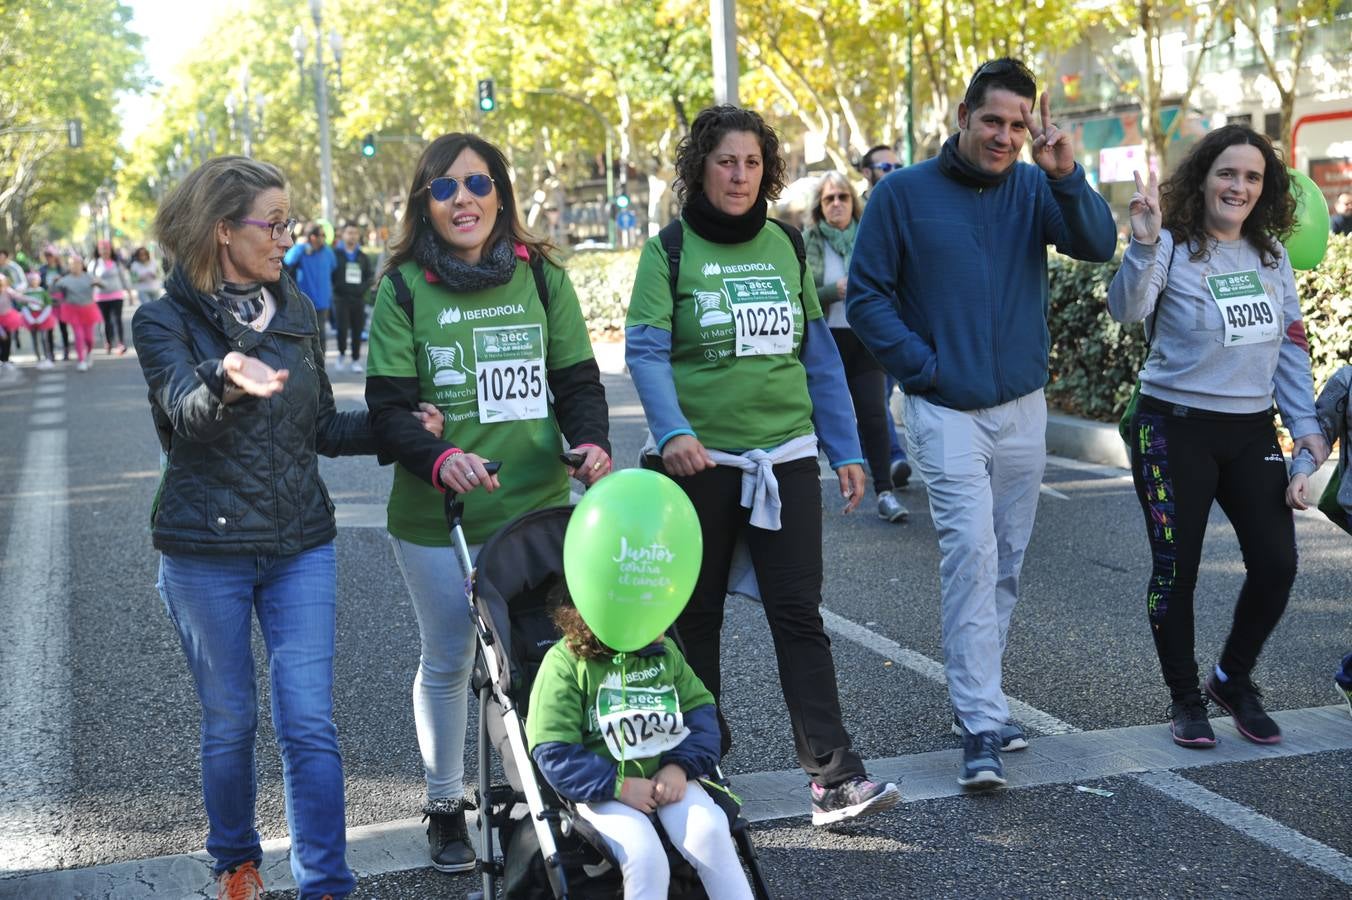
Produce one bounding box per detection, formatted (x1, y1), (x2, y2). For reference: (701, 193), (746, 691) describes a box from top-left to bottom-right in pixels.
(526, 638), (715, 785)
(626, 221), (822, 451)
(365, 259), (595, 545)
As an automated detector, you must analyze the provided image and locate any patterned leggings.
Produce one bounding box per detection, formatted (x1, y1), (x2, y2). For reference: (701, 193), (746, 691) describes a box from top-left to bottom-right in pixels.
(1128, 395), (1297, 701)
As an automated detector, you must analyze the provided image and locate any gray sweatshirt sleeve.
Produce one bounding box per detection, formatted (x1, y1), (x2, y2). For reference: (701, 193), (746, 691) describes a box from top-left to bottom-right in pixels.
(1107, 234), (1171, 325)
(1291, 366), (1352, 477)
(1270, 254), (1320, 440)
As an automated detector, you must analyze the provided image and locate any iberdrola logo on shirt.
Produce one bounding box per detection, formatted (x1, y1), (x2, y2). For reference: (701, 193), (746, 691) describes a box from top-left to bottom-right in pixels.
(438, 307), (462, 326)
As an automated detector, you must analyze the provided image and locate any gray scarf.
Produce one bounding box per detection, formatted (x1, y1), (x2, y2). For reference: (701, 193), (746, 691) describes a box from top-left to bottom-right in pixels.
(414, 229), (517, 292)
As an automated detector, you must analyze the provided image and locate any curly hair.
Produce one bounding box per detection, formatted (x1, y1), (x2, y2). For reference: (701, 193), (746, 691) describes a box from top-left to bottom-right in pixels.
(674, 105), (787, 207)
(551, 596), (615, 661)
(1160, 124), (1294, 268)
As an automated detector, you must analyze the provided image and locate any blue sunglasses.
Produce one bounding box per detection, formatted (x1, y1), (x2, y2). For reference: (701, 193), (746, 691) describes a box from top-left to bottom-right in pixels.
(871, 162), (897, 173)
(427, 173), (495, 201)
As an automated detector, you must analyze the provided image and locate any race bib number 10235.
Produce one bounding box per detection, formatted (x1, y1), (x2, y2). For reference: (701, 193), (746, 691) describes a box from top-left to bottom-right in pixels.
(474, 324), (547, 423)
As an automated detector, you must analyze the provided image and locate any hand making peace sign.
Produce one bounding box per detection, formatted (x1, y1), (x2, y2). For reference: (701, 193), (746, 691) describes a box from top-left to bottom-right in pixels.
(1129, 169), (1162, 244)
(1021, 92), (1075, 180)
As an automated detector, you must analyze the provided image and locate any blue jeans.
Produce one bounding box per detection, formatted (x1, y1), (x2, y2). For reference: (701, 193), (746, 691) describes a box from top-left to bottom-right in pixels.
(157, 543), (355, 899)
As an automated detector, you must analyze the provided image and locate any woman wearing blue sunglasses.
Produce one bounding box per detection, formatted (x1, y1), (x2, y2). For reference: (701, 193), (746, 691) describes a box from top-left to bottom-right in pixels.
(364, 133), (611, 872)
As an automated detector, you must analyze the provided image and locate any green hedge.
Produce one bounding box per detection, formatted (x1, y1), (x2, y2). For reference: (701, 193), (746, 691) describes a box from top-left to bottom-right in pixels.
(1048, 233), (1352, 421)
(568, 236), (1352, 420)
(564, 248), (642, 337)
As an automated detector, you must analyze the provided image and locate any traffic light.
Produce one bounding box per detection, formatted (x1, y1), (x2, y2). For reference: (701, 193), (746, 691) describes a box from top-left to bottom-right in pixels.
(477, 79), (496, 112)
(614, 193), (630, 209)
(361, 133), (376, 157)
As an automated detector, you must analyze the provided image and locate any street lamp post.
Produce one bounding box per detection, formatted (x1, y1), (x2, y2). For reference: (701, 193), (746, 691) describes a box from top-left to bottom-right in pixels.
(289, 0), (341, 222)
(225, 64), (266, 157)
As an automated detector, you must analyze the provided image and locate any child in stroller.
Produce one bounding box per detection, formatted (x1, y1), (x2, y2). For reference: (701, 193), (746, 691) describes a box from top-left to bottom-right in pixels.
(527, 587), (753, 900)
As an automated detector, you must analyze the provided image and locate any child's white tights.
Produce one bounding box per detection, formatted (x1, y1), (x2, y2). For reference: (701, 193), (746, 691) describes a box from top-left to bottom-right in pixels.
(576, 780), (753, 900)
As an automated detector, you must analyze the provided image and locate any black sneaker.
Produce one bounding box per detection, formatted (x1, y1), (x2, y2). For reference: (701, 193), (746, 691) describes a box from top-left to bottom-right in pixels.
(1205, 673), (1281, 744)
(889, 457), (912, 489)
(423, 797), (477, 873)
(809, 775), (900, 826)
(957, 731), (1006, 790)
(1167, 696), (1216, 748)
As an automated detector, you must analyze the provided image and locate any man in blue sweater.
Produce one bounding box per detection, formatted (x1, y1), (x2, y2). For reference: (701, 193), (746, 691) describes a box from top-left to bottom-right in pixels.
(284, 223), (337, 354)
(847, 58), (1116, 790)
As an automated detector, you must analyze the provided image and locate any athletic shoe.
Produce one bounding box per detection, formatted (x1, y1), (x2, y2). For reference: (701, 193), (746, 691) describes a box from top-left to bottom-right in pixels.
(1167, 696), (1216, 748)
(889, 457), (912, 489)
(216, 861), (263, 900)
(76, 360), (88, 372)
(115, 343), (126, 355)
(424, 797), (476, 873)
(951, 714), (1028, 752)
(349, 360), (363, 374)
(958, 730), (1006, 790)
(1205, 673), (1281, 744)
(1337, 677), (1352, 719)
(809, 775), (900, 826)
(877, 490), (908, 523)
(37, 359), (55, 370)
(333, 356), (348, 372)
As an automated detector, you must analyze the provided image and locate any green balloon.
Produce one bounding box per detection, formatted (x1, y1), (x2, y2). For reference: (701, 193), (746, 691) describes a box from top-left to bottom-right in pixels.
(563, 469), (703, 652)
(316, 218), (335, 245)
(1284, 168), (1330, 271)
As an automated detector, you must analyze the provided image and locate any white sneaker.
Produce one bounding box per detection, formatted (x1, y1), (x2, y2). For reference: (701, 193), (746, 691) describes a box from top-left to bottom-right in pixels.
(37, 359), (55, 370)
(77, 360), (89, 372)
(349, 360), (363, 374)
(333, 356), (347, 372)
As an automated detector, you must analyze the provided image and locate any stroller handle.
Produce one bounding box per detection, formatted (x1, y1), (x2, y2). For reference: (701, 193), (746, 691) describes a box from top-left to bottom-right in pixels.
(442, 460), (503, 537)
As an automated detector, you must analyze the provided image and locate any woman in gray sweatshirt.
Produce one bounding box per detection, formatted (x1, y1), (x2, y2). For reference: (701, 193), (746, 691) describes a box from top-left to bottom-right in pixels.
(1108, 124), (1327, 751)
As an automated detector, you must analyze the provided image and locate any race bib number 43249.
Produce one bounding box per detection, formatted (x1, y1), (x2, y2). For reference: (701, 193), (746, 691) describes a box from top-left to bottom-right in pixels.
(473, 324), (546, 423)
(1205, 270), (1278, 346)
(726, 276), (794, 356)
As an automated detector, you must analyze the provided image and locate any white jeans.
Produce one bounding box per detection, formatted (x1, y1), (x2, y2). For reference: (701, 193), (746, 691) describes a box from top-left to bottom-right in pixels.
(576, 782), (752, 900)
(904, 390), (1046, 735)
(389, 536), (480, 801)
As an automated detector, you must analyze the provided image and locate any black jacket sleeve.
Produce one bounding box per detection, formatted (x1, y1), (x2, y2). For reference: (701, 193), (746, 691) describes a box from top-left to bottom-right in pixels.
(547, 357), (611, 455)
(310, 325), (377, 457)
(365, 372), (454, 486)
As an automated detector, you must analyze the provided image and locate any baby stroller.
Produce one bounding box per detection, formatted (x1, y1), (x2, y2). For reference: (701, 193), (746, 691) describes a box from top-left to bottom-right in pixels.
(440, 480), (773, 900)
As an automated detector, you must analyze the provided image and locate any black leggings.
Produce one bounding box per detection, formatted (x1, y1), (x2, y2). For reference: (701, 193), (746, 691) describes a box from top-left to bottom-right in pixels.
(0, 332), (9, 363)
(98, 299), (124, 348)
(830, 328), (893, 495)
(333, 294), (366, 360)
(1128, 395), (1296, 701)
(646, 455), (864, 787)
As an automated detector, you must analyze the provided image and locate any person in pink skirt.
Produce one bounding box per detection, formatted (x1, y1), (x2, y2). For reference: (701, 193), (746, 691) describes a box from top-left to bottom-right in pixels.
(52, 255), (105, 371)
(0, 272), (24, 373)
(91, 239), (132, 354)
(21, 271), (58, 369)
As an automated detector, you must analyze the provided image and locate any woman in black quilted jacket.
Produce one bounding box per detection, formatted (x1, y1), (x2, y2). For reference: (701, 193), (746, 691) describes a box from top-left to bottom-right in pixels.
(132, 156), (440, 900)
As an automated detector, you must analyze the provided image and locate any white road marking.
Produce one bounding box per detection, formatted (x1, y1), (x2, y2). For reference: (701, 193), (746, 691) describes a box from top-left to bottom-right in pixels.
(0, 428), (70, 872)
(1133, 770), (1352, 885)
(819, 606), (1079, 735)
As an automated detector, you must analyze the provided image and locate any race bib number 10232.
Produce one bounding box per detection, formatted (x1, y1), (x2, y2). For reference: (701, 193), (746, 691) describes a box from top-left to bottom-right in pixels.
(473, 324), (547, 423)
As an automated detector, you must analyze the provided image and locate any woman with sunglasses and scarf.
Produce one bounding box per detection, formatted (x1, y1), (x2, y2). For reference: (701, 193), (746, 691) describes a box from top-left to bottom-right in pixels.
(365, 133), (611, 872)
(805, 171), (907, 524)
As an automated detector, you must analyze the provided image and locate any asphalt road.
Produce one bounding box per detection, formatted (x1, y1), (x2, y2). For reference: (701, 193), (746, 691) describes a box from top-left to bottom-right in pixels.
(0, 342), (1349, 899)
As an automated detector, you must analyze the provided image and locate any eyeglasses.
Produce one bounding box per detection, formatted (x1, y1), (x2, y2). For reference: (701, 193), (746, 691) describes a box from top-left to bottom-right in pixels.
(870, 162), (897, 173)
(426, 173), (495, 202)
(238, 217), (298, 240)
(822, 193), (851, 204)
